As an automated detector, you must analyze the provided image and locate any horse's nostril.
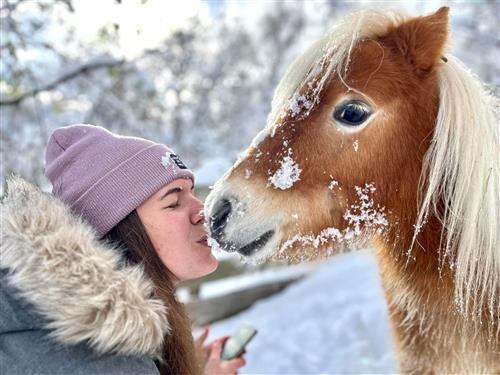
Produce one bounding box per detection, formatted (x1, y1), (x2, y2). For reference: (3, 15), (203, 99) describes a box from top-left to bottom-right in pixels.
(210, 199), (232, 239)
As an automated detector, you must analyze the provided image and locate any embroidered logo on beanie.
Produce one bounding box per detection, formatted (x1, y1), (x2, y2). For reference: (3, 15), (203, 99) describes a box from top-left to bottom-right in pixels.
(161, 152), (187, 170)
(169, 154), (187, 169)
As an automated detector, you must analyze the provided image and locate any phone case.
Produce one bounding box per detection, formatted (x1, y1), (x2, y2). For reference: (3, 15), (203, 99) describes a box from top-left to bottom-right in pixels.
(221, 325), (257, 360)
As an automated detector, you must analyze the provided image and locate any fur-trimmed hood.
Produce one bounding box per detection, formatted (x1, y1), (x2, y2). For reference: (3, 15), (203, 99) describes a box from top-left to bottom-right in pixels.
(0, 175), (170, 358)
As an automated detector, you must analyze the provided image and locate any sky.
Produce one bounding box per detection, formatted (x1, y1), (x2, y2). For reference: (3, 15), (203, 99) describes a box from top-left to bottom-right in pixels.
(66, 0), (211, 58)
(53, 0), (466, 60)
(12, 0), (492, 73)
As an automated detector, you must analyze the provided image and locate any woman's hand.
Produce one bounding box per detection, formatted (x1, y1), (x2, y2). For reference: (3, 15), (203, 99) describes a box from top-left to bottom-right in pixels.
(195, 327), (211, 367)
(195, 327), (246, 375)
(203, 338), (246, 375)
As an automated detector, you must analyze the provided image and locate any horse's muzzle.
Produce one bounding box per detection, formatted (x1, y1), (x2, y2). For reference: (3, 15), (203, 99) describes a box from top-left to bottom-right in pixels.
(209, 198), (232, 243)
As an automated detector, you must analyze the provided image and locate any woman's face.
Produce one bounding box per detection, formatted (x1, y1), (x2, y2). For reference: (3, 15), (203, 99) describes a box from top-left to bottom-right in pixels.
(136, 178), (218, 282)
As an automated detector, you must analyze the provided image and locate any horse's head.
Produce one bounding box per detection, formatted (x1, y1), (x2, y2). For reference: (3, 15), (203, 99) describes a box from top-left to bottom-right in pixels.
(205, 8), (451, 262)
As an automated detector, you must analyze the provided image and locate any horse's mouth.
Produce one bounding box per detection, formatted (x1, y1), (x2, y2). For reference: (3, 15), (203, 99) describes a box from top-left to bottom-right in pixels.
(236, 230), (275, 256)
(216, 230), (275, 256)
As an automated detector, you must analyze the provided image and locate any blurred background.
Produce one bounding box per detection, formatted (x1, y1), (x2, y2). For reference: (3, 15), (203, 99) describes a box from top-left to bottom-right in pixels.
(1, 0), (498, 372)
(1, 0), (499, 193)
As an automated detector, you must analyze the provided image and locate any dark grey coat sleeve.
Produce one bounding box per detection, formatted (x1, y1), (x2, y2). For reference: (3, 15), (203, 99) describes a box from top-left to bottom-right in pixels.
(0, 276), (159, 375)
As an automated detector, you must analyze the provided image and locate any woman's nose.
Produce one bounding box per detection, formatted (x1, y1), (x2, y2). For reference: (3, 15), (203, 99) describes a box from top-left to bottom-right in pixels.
(191, 201), (205, 225)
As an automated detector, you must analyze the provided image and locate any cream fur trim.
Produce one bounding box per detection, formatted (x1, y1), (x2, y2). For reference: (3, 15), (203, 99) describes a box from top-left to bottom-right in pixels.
(0, 176), (170, 358)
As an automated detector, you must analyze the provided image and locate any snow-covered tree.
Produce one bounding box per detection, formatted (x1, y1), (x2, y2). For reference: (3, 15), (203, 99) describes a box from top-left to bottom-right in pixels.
(1, 0), (498, 193)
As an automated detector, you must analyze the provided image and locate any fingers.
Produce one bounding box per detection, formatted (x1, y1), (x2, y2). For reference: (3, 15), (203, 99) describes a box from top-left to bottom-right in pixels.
(195, 326), (209, 347)
(227, 356), (246, 369)
(219, 335), (230, 345)
(206, 334), (230, 349)
(204, 339), (247, 375)
(209, 338), (223, 360)
(221, 355), (246, 375)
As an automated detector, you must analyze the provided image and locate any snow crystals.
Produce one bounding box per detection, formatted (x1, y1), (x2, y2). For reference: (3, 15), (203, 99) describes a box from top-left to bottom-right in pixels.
(207, 236), (224, 253)
(343, 184), (388, 238)
(280, 227), (344, 254)
(328, 179), (339, 190)
(353, 140), (359, 152)
(288, 93), (313, 117)
(268, 149), (302, 190)
(280, 183), (388, 254)
(161, 152), (172, 168)
(251, 127), (271, 149)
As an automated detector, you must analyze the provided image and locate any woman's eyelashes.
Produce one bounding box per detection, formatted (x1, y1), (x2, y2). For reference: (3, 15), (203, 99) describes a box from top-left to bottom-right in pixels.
(164, 201), (180, 210)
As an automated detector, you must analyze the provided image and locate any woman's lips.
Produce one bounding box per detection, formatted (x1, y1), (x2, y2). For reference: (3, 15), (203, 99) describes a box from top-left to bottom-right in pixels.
(197, 235), (209, 247)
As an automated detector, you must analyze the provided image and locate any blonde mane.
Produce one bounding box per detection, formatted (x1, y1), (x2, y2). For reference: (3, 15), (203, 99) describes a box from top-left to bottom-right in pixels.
(413, 57), (500, 332)
(270, 9), (500, 333)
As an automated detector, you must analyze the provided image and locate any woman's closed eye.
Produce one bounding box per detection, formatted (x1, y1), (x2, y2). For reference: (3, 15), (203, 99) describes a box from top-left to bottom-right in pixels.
(164, 201), (180, 210)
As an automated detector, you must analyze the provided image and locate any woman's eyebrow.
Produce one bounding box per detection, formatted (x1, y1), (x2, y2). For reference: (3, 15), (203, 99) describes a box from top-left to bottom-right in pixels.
(159, 187), (183, 201)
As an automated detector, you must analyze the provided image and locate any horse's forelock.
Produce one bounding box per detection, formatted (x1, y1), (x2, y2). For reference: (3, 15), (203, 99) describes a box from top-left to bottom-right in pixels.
(268, 10), (405, 130)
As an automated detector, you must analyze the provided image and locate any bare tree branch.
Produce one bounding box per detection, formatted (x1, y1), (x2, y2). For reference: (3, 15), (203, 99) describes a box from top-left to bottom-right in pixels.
(0, 0), (73, 13)
(0, 58), (125, 106)
(0, 0), (29, 14)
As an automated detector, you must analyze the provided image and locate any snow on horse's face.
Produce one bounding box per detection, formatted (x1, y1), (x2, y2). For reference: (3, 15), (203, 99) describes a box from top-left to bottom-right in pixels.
(206, 9), (448, 262)
(207, 9), (500, 372)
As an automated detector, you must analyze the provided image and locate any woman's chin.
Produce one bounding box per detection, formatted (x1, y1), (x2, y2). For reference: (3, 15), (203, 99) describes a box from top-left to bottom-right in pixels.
(205, 255), (219, 274)
(193, 252), (219, 279)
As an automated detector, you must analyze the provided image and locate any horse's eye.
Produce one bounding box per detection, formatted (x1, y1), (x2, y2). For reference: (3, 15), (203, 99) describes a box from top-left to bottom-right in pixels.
(333, 101), (371, 126)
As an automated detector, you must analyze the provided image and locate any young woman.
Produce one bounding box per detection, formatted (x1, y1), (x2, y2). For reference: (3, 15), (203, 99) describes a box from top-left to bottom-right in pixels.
(0, 124), (246, 375)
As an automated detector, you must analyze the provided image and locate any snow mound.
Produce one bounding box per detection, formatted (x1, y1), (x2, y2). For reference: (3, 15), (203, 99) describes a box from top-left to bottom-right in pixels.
(206, 250), (397, 373)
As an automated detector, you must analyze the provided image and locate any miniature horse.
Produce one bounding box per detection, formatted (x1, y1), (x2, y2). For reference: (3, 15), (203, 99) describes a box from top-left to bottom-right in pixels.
(205, 7), (499, 374)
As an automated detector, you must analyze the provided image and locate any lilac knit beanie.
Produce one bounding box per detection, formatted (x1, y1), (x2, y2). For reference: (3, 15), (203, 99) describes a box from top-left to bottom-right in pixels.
(45, 124), (194, 238)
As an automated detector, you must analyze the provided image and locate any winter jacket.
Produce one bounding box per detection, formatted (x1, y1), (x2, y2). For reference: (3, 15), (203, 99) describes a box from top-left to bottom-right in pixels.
(0, 176), (171, 375)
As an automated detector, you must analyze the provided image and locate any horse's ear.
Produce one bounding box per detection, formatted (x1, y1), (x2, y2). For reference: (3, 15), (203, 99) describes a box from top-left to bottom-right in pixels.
(388, 7), (449, 77)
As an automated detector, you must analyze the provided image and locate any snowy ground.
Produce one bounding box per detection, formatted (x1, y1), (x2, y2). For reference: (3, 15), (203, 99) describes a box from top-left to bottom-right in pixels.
(204, 250), (397, 374)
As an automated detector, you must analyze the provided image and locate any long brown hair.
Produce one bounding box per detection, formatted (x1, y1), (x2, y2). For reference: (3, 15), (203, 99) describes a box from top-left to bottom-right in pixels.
(105, 210), (201, 375)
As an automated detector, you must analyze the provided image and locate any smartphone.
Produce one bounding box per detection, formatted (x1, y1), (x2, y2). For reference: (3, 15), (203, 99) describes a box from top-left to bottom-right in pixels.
(221, 325), (258, 361)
